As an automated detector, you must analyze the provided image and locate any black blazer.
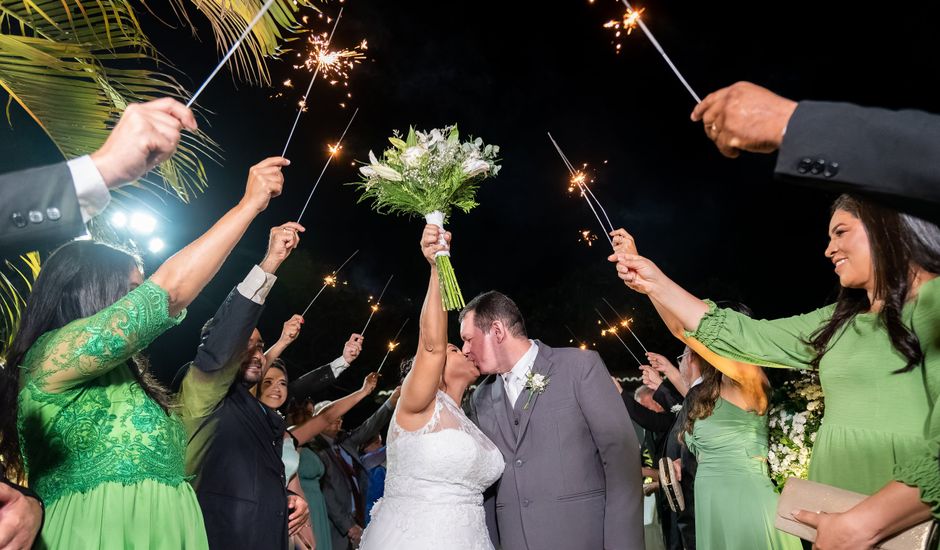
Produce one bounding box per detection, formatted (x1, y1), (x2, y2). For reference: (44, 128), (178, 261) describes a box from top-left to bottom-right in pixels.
(0, 162), (87, 256)
(313, 402), (393, 550)
(775, 100), (940, 224)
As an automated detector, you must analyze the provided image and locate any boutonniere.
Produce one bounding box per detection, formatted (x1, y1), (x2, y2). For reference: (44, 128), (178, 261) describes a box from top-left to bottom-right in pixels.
(523, 372), (550, 410)
(670, 404), (683, 414)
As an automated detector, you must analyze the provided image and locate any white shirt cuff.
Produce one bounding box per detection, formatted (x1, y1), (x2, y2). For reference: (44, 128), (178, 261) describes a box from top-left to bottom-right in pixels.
(330, 356), (350, 378)
(236, 265), (278, 305)
(67, 155), (110, 223)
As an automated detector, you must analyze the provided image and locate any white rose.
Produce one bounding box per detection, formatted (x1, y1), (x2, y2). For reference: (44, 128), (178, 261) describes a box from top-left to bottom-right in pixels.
(462, 158), (490, 177)
(359, 166), (377, 178)
(402, 145), (428, 167)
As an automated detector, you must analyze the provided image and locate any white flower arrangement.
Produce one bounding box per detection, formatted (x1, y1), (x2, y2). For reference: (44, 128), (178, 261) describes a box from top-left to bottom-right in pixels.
(352, 125), (501, 310)
(767, 371), (824, 492)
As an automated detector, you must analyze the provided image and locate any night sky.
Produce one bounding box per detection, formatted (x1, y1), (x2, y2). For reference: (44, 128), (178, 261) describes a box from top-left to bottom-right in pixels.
(3, 0), (940, 418)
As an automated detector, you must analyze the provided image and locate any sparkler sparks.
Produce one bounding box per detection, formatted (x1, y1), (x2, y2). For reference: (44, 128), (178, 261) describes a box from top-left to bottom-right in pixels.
(360, 275), (394, 337)
(301, 249), (360, 317)
(603, 297), (650, 354)
(376, 318), (410, 375)
(296, 107), (359, 224)
(548, 133), (615, 247)
(604, 6), (644, 50)
(298, 34), (368, 87)
(595, 308), (643, 366)
(579, 229), (598, 247)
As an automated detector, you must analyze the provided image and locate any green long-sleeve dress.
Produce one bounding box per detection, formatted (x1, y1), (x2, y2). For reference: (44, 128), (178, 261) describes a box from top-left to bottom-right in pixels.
(17, 281), (209, 549)
(685, 398), (803, 550)
(686, 276), (940, 516)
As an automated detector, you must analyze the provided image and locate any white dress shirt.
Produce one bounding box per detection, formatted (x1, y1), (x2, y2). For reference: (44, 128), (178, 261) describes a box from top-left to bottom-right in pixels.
(501, 340), (539, 407)
(66, 155), (111, 223)
(236, 265), (278, 305)
(329, 356), (351, 378)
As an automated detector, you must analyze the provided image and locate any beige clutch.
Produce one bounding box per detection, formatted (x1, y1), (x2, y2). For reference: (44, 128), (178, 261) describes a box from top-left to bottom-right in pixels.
(658, 457), (685, 513)
(775, 478), (938, 550)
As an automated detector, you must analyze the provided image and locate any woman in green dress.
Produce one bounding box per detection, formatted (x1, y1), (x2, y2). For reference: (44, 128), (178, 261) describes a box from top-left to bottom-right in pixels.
(680, 343), (802, 550)
(1, 156), (290, 549)
(608, 194), (940, 548)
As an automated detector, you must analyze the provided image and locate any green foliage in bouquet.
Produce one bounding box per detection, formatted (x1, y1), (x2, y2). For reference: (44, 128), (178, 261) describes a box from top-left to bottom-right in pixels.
(351, 125), (500, 310)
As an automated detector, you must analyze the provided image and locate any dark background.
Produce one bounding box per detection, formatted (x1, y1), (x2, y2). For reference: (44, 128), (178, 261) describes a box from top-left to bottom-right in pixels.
(3, 0), (939, 419)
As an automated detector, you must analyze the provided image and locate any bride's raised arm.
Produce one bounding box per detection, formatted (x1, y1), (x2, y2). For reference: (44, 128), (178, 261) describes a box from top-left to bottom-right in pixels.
(397, 224), (452, 419)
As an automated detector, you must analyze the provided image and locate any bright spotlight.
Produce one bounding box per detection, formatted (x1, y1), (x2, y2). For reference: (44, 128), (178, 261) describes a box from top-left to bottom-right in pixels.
(111, 212), (127, 228)
(147, 238), (165, 254)
(129, 212), (157, 235)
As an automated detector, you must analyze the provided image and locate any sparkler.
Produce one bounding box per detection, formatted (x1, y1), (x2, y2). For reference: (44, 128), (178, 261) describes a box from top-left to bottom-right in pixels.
(595, 308), (643, 366)
(281, 8), (344, 157)
(300, 249), (360, 317)
(360, 274), (394, 336)
(186, 0), (278, 108)
(578, 229), (599, 247)
(602, 297), (650, 354)
(547, 133), (614, 246)
(376, 318), (410, 375)
(296, 107), (359, 223)
(564, 324), (589, 350)
(605, 1), (701, 103)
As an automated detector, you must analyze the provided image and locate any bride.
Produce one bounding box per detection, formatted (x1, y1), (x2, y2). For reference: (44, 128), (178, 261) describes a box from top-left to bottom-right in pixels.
(360, 224), (504, 550)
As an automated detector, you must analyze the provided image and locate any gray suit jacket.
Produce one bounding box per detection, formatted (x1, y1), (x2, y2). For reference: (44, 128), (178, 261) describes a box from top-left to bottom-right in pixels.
(314, 400), (394, 550)
(470, 341), (644, 550)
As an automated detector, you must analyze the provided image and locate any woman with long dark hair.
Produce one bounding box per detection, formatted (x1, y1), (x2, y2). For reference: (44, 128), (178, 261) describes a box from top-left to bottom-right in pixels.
(677, 342), (801, 549)
(1, 156), (290, 549)
(608, 194), (940, 547)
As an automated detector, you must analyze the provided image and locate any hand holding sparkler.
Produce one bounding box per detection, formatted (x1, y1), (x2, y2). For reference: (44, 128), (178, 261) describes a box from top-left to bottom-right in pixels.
(243, 157), (290, 214)
(690, 82), (798, 158)
(343, 334), (364, 365)
(647, 352), (689, 396)
(264, 314), (304, 367)
(360, 372), (379, 394)
(259, 221), (305, 274)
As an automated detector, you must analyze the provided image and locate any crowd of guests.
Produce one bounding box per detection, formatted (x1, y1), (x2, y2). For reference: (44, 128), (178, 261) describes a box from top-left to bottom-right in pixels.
(0, 77), (937, 550)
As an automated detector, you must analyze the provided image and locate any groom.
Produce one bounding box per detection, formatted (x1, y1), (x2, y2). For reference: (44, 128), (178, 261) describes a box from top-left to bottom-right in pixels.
(464, 291), (644, 550)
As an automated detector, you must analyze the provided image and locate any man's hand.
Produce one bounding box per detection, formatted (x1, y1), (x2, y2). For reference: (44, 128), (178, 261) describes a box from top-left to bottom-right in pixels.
(389, 386), (402, 407)
(90, 97), (198, 188)
(690, 81), (798, 158)
(643, 481), (661, 497)
(347, 525), (364, 546)
(259, 222), (304, 274)
(0, 482), (42, 550)
(242, 157), (290, 214)
(420, 224), (451, 266)
(278, 315), (304, 346)
(286, 494), (310, 536)
(640, 365), (663, 391)
(343, 334), (364, 364)
(361, 372), (379, 394)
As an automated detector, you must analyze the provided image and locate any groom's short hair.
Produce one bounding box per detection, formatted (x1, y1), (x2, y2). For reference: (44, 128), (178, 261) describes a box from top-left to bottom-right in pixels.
(460, 291), (527, 338)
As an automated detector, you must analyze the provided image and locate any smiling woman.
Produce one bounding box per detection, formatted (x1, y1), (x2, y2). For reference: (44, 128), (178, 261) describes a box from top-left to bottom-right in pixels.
(607, 193), (940, 547)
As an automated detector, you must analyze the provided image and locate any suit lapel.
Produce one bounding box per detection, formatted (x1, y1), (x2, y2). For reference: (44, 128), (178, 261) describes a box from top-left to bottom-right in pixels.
(488, 375), (517, 450)
(515, 341), (555, 445)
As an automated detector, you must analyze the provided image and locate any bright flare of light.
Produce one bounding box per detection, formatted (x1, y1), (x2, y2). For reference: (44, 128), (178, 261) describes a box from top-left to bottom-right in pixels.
(603, 7), (646, 54)
(388, 341), (398, 351)
(111, 212), (127, 228)
(579, 344), (587, 350)
(147, 238), (165, 253)
(371, 304), (380, 312)
(328, 143), (342, 155)
(324, 274), (337, 287)
(579, 229), (598, 247)
(129, 212), (157, 235)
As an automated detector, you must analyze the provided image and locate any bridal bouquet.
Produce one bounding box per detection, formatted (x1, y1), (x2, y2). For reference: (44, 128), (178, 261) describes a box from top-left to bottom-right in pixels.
(352, 125), (501, 310)
(767, 372), (824, 492)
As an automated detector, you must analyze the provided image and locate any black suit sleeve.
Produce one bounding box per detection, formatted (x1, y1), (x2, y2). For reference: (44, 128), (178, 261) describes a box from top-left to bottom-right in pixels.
(287, 363), (336, 401)
(653, 382), (683, 411)
(623, 393), (675, 433)
(776, 100), (940, 223)
(192, 288), (263, 374)
(342, 400), (394, 451)
(0, 162), (87, 256)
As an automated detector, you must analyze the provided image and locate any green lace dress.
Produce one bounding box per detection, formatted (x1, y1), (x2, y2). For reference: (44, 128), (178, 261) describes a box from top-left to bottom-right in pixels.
(685, 398), (802, 550)
(686, 277), (940, 517)
(17, 281), (209, 549)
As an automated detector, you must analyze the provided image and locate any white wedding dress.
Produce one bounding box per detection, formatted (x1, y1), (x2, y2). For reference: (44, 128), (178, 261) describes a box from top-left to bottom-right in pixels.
(360, 390), (505, 550)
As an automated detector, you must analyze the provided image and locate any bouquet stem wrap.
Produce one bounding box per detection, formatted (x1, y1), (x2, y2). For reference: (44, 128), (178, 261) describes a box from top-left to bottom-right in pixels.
(426, 211), (465, 311)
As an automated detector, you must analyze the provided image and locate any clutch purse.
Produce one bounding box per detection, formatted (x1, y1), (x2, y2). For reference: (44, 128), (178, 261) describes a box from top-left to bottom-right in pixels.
(775, 478), (938, 550)
(658, 457), (685, 512)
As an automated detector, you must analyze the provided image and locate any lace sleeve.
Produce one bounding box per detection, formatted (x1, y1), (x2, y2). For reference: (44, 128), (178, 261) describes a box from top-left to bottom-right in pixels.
(22, 280), (185, 393)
